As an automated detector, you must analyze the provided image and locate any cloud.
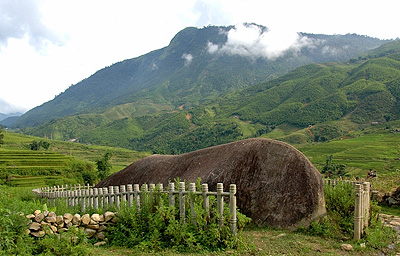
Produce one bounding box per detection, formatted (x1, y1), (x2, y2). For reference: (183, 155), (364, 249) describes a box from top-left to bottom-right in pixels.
(182, 53), (193, 66)
(0, 98), (27, 114)
(206, 23), (320, 60)
(0, 0), (65, 51)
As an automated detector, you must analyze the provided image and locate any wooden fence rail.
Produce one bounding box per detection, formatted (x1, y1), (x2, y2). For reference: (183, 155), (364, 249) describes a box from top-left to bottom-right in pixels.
(32, 182), (237, 235)
(323, 179), (370, 240)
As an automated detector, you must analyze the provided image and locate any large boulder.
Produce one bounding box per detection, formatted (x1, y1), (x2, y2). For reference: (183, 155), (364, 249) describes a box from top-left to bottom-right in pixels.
(96, 138), (326, 229)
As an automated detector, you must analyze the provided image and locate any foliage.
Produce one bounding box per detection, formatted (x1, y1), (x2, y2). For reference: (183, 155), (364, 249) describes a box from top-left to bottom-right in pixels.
(0, 127), (4, 146)
(107, 183), (251, 252)
(96, 152), (112, 181)
(33, 226), (91, 256)
(302, 183), (397, 252)
(0, 186), (93, 255)
(362, 202), (397, 250)
(321, 155), (347, 178)
(29, 140), (50, 151)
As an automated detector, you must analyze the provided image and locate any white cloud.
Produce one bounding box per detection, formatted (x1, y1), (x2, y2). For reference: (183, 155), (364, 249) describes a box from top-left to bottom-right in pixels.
(182, 53), (194, 66)
(206, 23), (320, 60)
(0, 0), (66, 52)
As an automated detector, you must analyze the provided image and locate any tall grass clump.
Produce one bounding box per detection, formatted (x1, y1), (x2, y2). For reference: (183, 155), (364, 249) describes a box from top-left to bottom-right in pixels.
(0, 186), (92, 255)
(106, 183), (251, 253)
(302, 183), (397, 250)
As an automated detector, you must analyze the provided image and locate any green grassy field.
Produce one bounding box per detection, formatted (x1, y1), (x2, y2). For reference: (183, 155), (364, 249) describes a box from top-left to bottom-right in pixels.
(0, 131), (150, 187)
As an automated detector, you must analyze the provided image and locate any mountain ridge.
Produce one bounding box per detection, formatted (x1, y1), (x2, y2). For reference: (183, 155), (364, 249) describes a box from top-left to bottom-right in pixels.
(10, 24), (389, 128)
(17, 40), (400, 154)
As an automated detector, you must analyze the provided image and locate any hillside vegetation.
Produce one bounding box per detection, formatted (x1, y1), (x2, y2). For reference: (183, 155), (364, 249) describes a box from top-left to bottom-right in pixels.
(9, 25), (388, 128)
(18, 41), (400, 157)
(0, 131), (149, 187)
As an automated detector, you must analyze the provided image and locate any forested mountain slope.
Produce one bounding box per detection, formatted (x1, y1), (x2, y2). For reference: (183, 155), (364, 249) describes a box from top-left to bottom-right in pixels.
(11, 24), (388, 128)
(20, 41), (400, 154)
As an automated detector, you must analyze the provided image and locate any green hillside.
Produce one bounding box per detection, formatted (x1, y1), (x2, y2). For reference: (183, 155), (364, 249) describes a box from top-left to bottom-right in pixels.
(19, 41), (400, 156)
(0, 131), (149, 187)
(9, 25), (388, 128)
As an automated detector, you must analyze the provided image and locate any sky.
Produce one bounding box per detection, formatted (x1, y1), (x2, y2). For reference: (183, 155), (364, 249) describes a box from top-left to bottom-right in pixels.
(0, 0), (399, 114)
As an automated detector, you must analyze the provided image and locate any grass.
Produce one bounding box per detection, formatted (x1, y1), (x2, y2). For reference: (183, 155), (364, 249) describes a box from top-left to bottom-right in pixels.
(298, 128), (400, 192)
(88, 226), (387, 256)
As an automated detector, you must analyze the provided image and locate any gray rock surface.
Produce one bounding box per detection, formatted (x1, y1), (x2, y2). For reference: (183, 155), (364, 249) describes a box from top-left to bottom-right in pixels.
(96, 138), (326, 228)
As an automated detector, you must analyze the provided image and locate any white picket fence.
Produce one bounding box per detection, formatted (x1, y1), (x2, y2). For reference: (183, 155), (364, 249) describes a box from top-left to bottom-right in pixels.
(323, 179), (370, 240)
(32, 182), (238, 235)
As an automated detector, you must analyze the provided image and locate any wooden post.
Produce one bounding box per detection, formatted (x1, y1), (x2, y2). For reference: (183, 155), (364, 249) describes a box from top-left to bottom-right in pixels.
(179, 182), (186, 223)
(89, 188), (94, 208)
(80, 189), (85, 212)
(157, 184), (163, 208)
(354, 184), (363, 240)
(363, 182), (370, 229)
(102, 187), (108, 208)
(120, 185), (127, 205)
(230, 184), (237, 236)
(149, 184), (155, 206)
(168, 183), (175, 207)
(217, 183), (224, 226)
(108, 186), (114, 206)
(189, 183), (196, 225)
(127, 184), (133, 208)
(134, 184), (140, 211)
(202, 183), (210, 219)
(114, 186), (120, 209)
(74, 189), (79, 206)
(93, 188), (98, 209)
(142, 184), (148, 210)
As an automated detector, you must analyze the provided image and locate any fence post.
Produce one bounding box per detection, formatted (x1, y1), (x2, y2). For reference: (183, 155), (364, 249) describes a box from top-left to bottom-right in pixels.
(363, 182), (370, 229)
(114, 186), (120, 209)
(93, 188), (98, 209)
(108, 186), (114, 206)
(157, 184), (163, 208)
(134, 184), (140, 211)
(168, 183), (175, 207)
(120, 185), (126, 205)
(354, 183), (363, 240)
(80, 189), (86, 212)
(217, 183), (224, 226)
(103, 187), (108, 208)
(149, 184), (155, 206)
(179, 182), (186, 223)
(127, 184), (133, 208)
(202, 184), (210, 219)
(74, 189), (79, 206)
(141, 184), (149, 210)
(230, 184), (237, 236)
(189, 183), (197, 225)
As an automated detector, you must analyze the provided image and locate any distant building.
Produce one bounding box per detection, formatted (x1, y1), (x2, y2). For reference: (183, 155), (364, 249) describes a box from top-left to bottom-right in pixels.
(371, 122), (379, 125)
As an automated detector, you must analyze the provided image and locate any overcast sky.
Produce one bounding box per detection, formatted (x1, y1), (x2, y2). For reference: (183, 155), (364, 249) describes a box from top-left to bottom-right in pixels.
(1, 0), (399, 114)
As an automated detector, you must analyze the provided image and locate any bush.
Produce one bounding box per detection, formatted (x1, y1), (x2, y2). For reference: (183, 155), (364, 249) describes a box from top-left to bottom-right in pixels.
(302, 183), (397, 250)
(107, 184), (251, 252)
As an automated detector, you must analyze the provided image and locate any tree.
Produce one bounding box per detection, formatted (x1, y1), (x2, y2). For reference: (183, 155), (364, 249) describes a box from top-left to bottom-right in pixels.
(322, 155), (346, 178)
(0, 128), (4, 146)
(29, 140), (50, 150)
(96, 152), (112, 180)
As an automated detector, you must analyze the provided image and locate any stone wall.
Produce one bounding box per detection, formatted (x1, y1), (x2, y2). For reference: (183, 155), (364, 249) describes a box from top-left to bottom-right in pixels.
(26, 210), (117, 240)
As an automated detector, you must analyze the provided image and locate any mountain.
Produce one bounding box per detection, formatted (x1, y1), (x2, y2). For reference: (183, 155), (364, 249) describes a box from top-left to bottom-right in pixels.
(20, 40), (400, 154)
(12, 24), (389, 128)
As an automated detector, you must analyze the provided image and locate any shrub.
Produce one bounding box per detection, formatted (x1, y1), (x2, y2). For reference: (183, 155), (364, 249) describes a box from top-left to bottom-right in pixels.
(107, 185), (251, 252)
